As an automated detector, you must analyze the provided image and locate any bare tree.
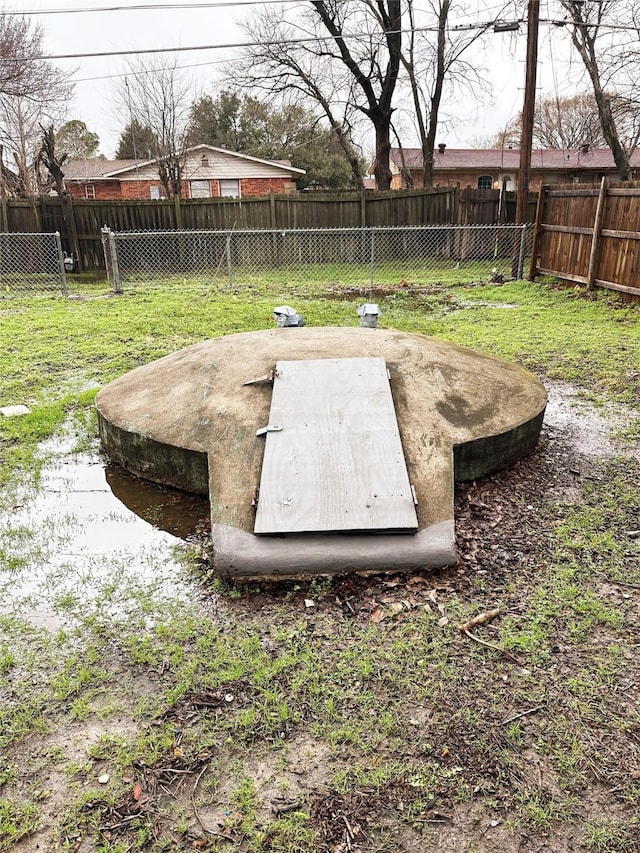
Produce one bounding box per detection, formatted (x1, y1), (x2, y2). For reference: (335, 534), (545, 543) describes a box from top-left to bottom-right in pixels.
(37, 124), (67, 196)
(0, 14), (57, 99)
(491, 92), (606, 149)
(229, 27), (366, 190)
(558, 0), (635, 179)
(0, 13), (73, 196)
(230, 1), (402, 190)
(119, 57), (195, 198)
(399, 0), (492, 187)
(0, 88), (70, 195)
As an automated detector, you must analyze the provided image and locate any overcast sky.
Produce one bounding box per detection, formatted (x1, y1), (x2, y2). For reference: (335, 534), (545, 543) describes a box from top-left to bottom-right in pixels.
(20, 0), (583, 159)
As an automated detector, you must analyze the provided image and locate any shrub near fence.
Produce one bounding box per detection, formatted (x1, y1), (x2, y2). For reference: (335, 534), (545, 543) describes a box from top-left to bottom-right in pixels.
(106, 224), (531, 292)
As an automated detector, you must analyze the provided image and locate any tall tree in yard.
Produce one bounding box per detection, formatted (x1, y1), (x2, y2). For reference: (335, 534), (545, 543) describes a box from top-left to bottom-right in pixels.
(56, 120), (100, 160)
(230, 1), (402, 190)
(118, 57), (194, 197)
(114, 119), (157, 160)
(188, 91), (359, 187)
(558, 0), (639, 180)
(399, 0), (491, 187)
(0, 13), (72, 196)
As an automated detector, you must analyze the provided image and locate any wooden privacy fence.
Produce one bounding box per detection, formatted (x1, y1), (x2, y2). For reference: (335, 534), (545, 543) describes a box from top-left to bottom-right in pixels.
(531, 178), (640, 301)
(0, 186), (537, 273)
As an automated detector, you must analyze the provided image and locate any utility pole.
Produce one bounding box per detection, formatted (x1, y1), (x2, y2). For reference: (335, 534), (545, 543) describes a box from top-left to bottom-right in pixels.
(515, 0), (540, 225)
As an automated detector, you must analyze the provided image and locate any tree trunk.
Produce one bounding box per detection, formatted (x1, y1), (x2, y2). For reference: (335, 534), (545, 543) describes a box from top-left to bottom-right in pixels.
(423, 0), (449, 188)
(564, 2), (632, 181)
(372, 111), (393, 190)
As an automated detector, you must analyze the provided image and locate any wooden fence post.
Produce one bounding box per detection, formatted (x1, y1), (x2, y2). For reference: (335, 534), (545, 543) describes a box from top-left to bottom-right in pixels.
(587, 176), (608, 291)
(173, 194), (183, 230)
(360, 188), (367, 226)
(528, 184), (546, 280)
(269, 190), (277, 229)
(31, 196), (42, 233)
(63, 193), (83, 273)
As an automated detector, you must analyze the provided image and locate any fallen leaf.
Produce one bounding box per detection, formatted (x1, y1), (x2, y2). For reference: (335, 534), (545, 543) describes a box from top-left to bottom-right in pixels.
(133, 782), (143, 801)
(370, 606), (385, 623)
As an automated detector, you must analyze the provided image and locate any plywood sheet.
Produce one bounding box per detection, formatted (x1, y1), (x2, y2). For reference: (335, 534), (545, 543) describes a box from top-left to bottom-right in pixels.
(254, 357), (418, 534)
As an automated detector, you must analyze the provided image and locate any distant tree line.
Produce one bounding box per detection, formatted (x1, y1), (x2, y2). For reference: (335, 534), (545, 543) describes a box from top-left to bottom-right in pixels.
(2, 2), (640, 199)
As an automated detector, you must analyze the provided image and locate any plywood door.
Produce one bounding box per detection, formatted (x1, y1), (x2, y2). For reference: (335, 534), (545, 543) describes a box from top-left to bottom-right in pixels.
(254, 357), (418, 534)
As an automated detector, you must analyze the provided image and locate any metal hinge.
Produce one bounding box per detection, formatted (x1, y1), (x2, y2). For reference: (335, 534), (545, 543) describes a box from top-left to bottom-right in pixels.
(243, 368), (279, 387)
(256, 424), (283, 437)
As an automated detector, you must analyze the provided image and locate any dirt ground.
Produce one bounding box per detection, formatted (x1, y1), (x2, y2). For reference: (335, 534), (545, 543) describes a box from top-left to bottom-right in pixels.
(6, 377), (640, 852)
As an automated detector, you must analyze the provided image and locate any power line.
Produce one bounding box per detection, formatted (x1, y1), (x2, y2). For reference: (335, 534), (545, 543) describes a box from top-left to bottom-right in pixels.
(4, 1), (302, 14)
(2, 14), (638, 65)
(0, 25), (499, 63)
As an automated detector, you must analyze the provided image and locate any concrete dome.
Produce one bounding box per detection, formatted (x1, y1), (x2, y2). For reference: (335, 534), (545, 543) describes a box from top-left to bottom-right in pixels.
(96, 328), (547, 578)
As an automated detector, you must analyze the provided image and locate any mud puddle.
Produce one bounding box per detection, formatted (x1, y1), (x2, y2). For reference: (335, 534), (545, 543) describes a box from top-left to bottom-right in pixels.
(543, 379), (639, 459)
(0, 433), (209, 631)
(1, 379), (636, 632)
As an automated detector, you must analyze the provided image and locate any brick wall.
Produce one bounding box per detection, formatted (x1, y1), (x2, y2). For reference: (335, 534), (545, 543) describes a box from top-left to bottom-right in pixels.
(66, 175), (297, 201)
(394, 168), (574, 192)
(240, 177), (288, 196)
(66, 181), (123, 200)
(120, 180), (165, 200)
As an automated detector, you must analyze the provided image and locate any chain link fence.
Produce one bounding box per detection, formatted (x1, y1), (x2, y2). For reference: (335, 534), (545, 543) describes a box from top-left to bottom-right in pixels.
(0, 232), (68, 297)
(105, 225), (531, 293)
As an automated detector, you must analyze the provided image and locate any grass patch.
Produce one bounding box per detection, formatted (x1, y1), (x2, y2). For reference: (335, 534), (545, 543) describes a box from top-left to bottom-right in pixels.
(1, 276), (638, 850)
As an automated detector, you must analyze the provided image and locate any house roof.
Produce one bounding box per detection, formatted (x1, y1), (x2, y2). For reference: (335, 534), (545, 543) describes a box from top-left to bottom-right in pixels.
(391, 147), (640, 172)
(63, 145), (305, 183)
(106, 144), (305, 178)
(64, 159), (139, 181)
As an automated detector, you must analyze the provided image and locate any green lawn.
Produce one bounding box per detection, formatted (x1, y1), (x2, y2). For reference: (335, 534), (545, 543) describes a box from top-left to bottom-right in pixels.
(0, 277), (639, 851)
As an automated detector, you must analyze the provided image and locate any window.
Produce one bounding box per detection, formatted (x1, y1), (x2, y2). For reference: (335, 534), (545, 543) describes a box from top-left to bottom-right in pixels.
(190, 179), (212, 199)
(150, 186), (160, 200)
(219, 179), (240, 198)
(477, 175), (493, 189)
(85, 184), (95, 199)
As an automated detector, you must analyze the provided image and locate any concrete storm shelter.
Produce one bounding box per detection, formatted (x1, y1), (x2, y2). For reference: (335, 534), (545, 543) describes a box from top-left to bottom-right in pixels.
(96, 328), (547, 578)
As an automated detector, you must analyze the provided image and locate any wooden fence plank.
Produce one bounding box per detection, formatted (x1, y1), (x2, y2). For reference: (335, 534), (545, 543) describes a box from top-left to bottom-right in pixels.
(587, 177), (608, 291)
(5, 186), (533, 272)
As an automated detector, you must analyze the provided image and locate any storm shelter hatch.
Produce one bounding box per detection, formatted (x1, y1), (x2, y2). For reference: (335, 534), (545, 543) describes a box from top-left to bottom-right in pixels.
(253, 357), (419, 535)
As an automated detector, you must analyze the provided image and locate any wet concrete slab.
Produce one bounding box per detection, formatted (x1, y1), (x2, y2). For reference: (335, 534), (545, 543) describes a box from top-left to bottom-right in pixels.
(96, 328), (548, 578)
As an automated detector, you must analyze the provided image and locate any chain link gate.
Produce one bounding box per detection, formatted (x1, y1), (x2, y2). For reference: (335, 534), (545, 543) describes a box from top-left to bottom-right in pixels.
(0, 232), (67, 297)
(102, 225), (531, 293)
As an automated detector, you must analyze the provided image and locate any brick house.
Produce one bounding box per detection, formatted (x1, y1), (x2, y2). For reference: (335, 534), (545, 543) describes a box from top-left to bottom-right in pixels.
(390, 145), (640, 191)
(63, 144), (305, 200)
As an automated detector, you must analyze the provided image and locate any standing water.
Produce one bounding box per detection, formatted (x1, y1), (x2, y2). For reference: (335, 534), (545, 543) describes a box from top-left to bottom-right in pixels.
(0, 432), (210, 631)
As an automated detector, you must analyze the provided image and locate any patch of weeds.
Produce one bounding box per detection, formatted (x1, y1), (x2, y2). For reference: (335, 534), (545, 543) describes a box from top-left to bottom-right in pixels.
(0, 694), (50, 748)
(0, 764), (16, 787)
(584, 818), (639, 851)
(514, 789), (578, 828)
(0, 644), (15, 675)
(250, 810), (319, 852)
(0, 798), (40, 846)
(227, 774), (257, 834)
(55, 787), (125, 851)
(70, 695), (92, 721)
(49, 642), (110, 702)
(333, 760), (412, 793)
